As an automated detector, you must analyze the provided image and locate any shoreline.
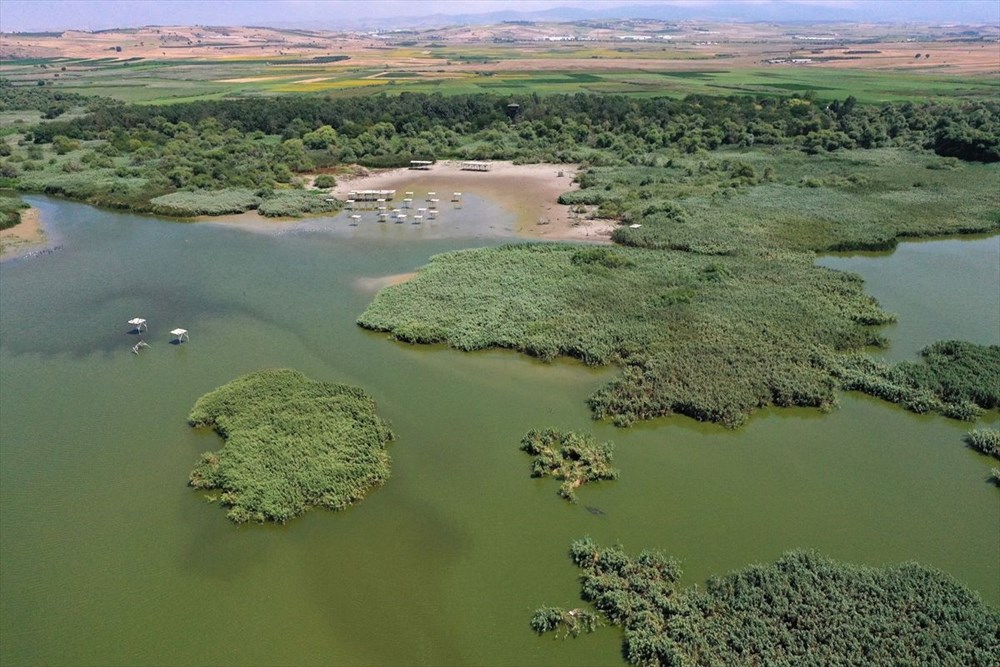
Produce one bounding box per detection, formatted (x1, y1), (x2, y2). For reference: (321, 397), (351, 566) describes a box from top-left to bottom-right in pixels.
(194, 161), (616, 243)
(333, 161), (616, 243)
(0, 207), (46, 259)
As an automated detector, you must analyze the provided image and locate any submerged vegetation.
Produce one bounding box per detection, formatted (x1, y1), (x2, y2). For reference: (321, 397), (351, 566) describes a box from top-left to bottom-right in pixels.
(520, 429), (618, 502)
(534, 538), (1000, 666)
(187, 369), (393, 523)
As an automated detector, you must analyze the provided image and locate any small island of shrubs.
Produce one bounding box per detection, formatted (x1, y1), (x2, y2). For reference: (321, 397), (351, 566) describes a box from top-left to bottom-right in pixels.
(520, 429), (618, 502)
(533, 538), (1000, 666)
(187, 369), (393, 523)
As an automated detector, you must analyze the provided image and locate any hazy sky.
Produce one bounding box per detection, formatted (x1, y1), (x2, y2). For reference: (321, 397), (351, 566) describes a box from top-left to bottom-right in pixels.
(1, 0), (997, 32)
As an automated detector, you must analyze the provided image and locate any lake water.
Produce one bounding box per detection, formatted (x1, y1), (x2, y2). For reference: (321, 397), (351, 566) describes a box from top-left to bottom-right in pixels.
(1, 198), (997, 666)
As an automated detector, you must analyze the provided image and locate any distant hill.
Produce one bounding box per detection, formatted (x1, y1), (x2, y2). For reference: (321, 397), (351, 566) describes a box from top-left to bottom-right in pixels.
(337, 1), (1000, 30)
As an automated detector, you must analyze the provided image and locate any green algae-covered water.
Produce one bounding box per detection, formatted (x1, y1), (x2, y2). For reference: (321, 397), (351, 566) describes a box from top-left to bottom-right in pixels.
(2, 198), (998, 666)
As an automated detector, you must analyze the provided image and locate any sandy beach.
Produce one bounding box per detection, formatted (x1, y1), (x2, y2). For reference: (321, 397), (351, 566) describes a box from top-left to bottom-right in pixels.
(333, 161), (616, 243)
(0, 207), (46, 258)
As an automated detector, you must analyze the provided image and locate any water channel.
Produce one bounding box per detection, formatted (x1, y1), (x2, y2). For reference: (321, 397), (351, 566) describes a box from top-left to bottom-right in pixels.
(1, 197), (997, 666)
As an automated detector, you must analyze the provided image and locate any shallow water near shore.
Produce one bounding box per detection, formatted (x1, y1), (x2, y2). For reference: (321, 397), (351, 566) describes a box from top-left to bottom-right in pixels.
(1, 197), (998, 666)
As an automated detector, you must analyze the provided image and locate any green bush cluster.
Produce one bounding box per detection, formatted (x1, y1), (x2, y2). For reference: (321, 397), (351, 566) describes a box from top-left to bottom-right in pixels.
(519, 429), (618, 502)
(359, 244), (894, 427)
(965, 428), (1000, 460)
(529, 607), (601, 638)
(533, 538), (1000, 666)
(0, 192), (28, 230)
(187, 369), (394, 524)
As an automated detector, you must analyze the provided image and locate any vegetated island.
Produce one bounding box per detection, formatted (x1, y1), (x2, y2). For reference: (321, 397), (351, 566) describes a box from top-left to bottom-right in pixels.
(532, 538), (1000, 667)
(520, 429), (618, 502)
(187, 369), (393, 524)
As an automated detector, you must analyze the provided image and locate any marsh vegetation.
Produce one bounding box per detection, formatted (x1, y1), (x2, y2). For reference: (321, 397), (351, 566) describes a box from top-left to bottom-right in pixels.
(534, 538), (1000, 666)
(831, 341), (1000, 421)
(359, 243), (899, 426)
(187, 369), (393, 523)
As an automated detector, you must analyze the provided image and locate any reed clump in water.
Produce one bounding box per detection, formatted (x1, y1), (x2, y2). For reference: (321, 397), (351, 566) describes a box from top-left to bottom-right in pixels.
(187, 369), (393, 524)
(520, 429), (618, 502)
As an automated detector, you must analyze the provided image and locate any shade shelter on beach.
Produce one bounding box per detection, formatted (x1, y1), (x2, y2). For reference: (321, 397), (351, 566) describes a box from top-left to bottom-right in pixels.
(409, 160), (433, 170)
(128, 317), (147, 333)
(170, 328), (189, 343)
(461, 161), (491, 171)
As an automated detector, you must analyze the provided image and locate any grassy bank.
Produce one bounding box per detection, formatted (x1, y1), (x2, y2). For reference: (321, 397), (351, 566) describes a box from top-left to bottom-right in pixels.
(187, 369), (394, 523)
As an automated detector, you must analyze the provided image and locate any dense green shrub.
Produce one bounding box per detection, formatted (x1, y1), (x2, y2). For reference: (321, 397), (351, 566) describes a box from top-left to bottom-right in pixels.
(534, 539), (1000, 666)
(187, 369), (394, 523)
(313, 173), (336, 189)
(520, 429), (618, 502)
(0, 192), (27, 230)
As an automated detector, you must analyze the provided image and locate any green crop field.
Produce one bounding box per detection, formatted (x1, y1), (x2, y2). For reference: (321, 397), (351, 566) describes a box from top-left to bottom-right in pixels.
(4, 49), (996, 104)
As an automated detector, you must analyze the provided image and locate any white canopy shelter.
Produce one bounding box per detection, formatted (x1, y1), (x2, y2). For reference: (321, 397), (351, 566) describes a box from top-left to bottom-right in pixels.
(128, 317), (147, 332)
(170, 328), (189, 343)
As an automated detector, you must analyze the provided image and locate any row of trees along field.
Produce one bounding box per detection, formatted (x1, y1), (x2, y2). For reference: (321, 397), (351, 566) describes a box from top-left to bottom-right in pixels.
(21, 89), (1000, 162)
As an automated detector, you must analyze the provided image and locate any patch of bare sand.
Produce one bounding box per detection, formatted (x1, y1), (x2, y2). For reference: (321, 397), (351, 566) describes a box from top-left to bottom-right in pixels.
(334, 161), (616, 243)
(1, 207), (46, 258)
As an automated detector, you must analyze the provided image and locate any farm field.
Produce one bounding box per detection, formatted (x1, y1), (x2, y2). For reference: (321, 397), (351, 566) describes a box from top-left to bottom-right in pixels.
(2, 20), (997, 103)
